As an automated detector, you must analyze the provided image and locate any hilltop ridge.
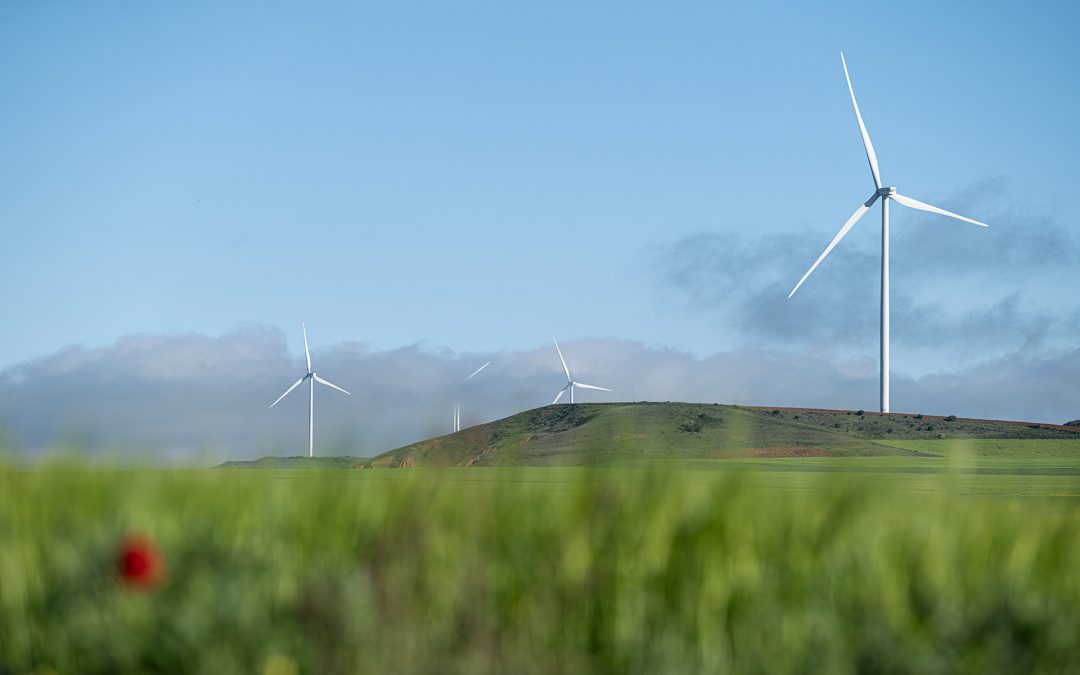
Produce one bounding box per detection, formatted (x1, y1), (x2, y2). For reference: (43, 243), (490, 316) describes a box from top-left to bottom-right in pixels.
(363, 402), (1080, 468)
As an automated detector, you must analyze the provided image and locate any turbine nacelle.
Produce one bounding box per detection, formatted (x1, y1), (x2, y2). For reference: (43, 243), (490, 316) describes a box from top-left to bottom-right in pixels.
(878, 186), (897, 197)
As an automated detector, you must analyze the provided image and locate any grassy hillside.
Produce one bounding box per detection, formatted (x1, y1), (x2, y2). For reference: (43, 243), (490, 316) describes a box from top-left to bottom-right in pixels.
(366, 402), (1080, 468)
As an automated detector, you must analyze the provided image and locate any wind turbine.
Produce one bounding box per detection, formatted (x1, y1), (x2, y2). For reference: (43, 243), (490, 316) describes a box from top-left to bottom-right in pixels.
(453, 361), (491, 432)
(788, 52), (988, 414)
(551, 337), (613, 404)
(269, 322), (351, 457)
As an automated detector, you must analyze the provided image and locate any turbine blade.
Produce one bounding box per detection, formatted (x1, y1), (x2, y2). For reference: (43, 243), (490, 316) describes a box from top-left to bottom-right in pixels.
(465, 361), (491, 381)
(552, 386), (569, 405)
(302, 322), (312, 372)
(891, 193), (988, 227)
(552, 337), (571, 382)
(269, 377), (306, 408)
(841, 52), (882, 189)
(313, 374), (351, 395)
(788, 194), (880, 298)
(573, 382), (613, 392)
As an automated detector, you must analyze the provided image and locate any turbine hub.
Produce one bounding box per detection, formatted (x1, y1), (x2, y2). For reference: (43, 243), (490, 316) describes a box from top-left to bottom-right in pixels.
(877, 186), (897, 197)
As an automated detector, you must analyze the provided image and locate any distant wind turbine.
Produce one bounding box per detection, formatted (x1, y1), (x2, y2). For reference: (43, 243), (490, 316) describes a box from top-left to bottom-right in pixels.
(269, 322), (351, 457)
(551, 337), (612, 404)
(788, 52), (989, 414)
(453, 361), (491, 432)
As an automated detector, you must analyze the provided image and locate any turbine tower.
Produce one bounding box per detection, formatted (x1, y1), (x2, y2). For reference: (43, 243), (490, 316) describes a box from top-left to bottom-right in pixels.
(453, 361), (491, 432)
(269, 322), (351, 457)
(551, 337), (613, 404)
(788, 53), (988, 414)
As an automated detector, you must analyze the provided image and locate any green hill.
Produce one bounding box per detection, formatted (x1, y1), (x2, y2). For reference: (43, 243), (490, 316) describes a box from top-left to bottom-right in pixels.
(364, 402), (1080, 468)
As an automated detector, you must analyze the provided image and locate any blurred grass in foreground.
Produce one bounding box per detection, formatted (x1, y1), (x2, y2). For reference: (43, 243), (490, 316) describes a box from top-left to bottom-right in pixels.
(2, 462), (1080, 674)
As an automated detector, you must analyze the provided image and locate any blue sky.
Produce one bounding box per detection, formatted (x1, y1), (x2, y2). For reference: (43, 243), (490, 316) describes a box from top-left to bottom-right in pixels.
(2, 0), (1078, 372)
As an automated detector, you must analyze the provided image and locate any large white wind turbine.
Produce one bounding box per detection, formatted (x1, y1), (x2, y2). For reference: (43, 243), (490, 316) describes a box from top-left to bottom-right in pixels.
(551, 337), (613, 404)
(269, 322), (351, 457)
(453, 361), (491, 432)
(788, 53), (988, 414)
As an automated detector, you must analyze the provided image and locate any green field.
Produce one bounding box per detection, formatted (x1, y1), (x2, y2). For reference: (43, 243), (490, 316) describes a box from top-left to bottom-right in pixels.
(5, 406), (1080, 672)
(4, 448), (1080, 673)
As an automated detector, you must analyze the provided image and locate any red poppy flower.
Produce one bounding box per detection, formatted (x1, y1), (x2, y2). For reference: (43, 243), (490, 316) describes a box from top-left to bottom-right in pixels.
(117, 535), (166, 589)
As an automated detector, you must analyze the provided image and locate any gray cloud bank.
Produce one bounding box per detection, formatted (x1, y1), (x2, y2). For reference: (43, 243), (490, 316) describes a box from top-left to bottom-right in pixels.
(1, 325), (1077, 462)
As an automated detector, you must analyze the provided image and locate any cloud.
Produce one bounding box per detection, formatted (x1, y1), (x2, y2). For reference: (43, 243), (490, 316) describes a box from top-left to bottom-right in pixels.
(893, 177), (1080, 276)
(654, 181), (1080, 363)
(30, 324), (288, 381)
(1, 327), (1077, 461)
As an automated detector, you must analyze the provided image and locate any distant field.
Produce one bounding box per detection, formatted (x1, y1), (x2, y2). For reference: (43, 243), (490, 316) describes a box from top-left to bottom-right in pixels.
(218, 455), (365, 469)
(877, 438), (1080, 458)
(4, 461), (1080, 673)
